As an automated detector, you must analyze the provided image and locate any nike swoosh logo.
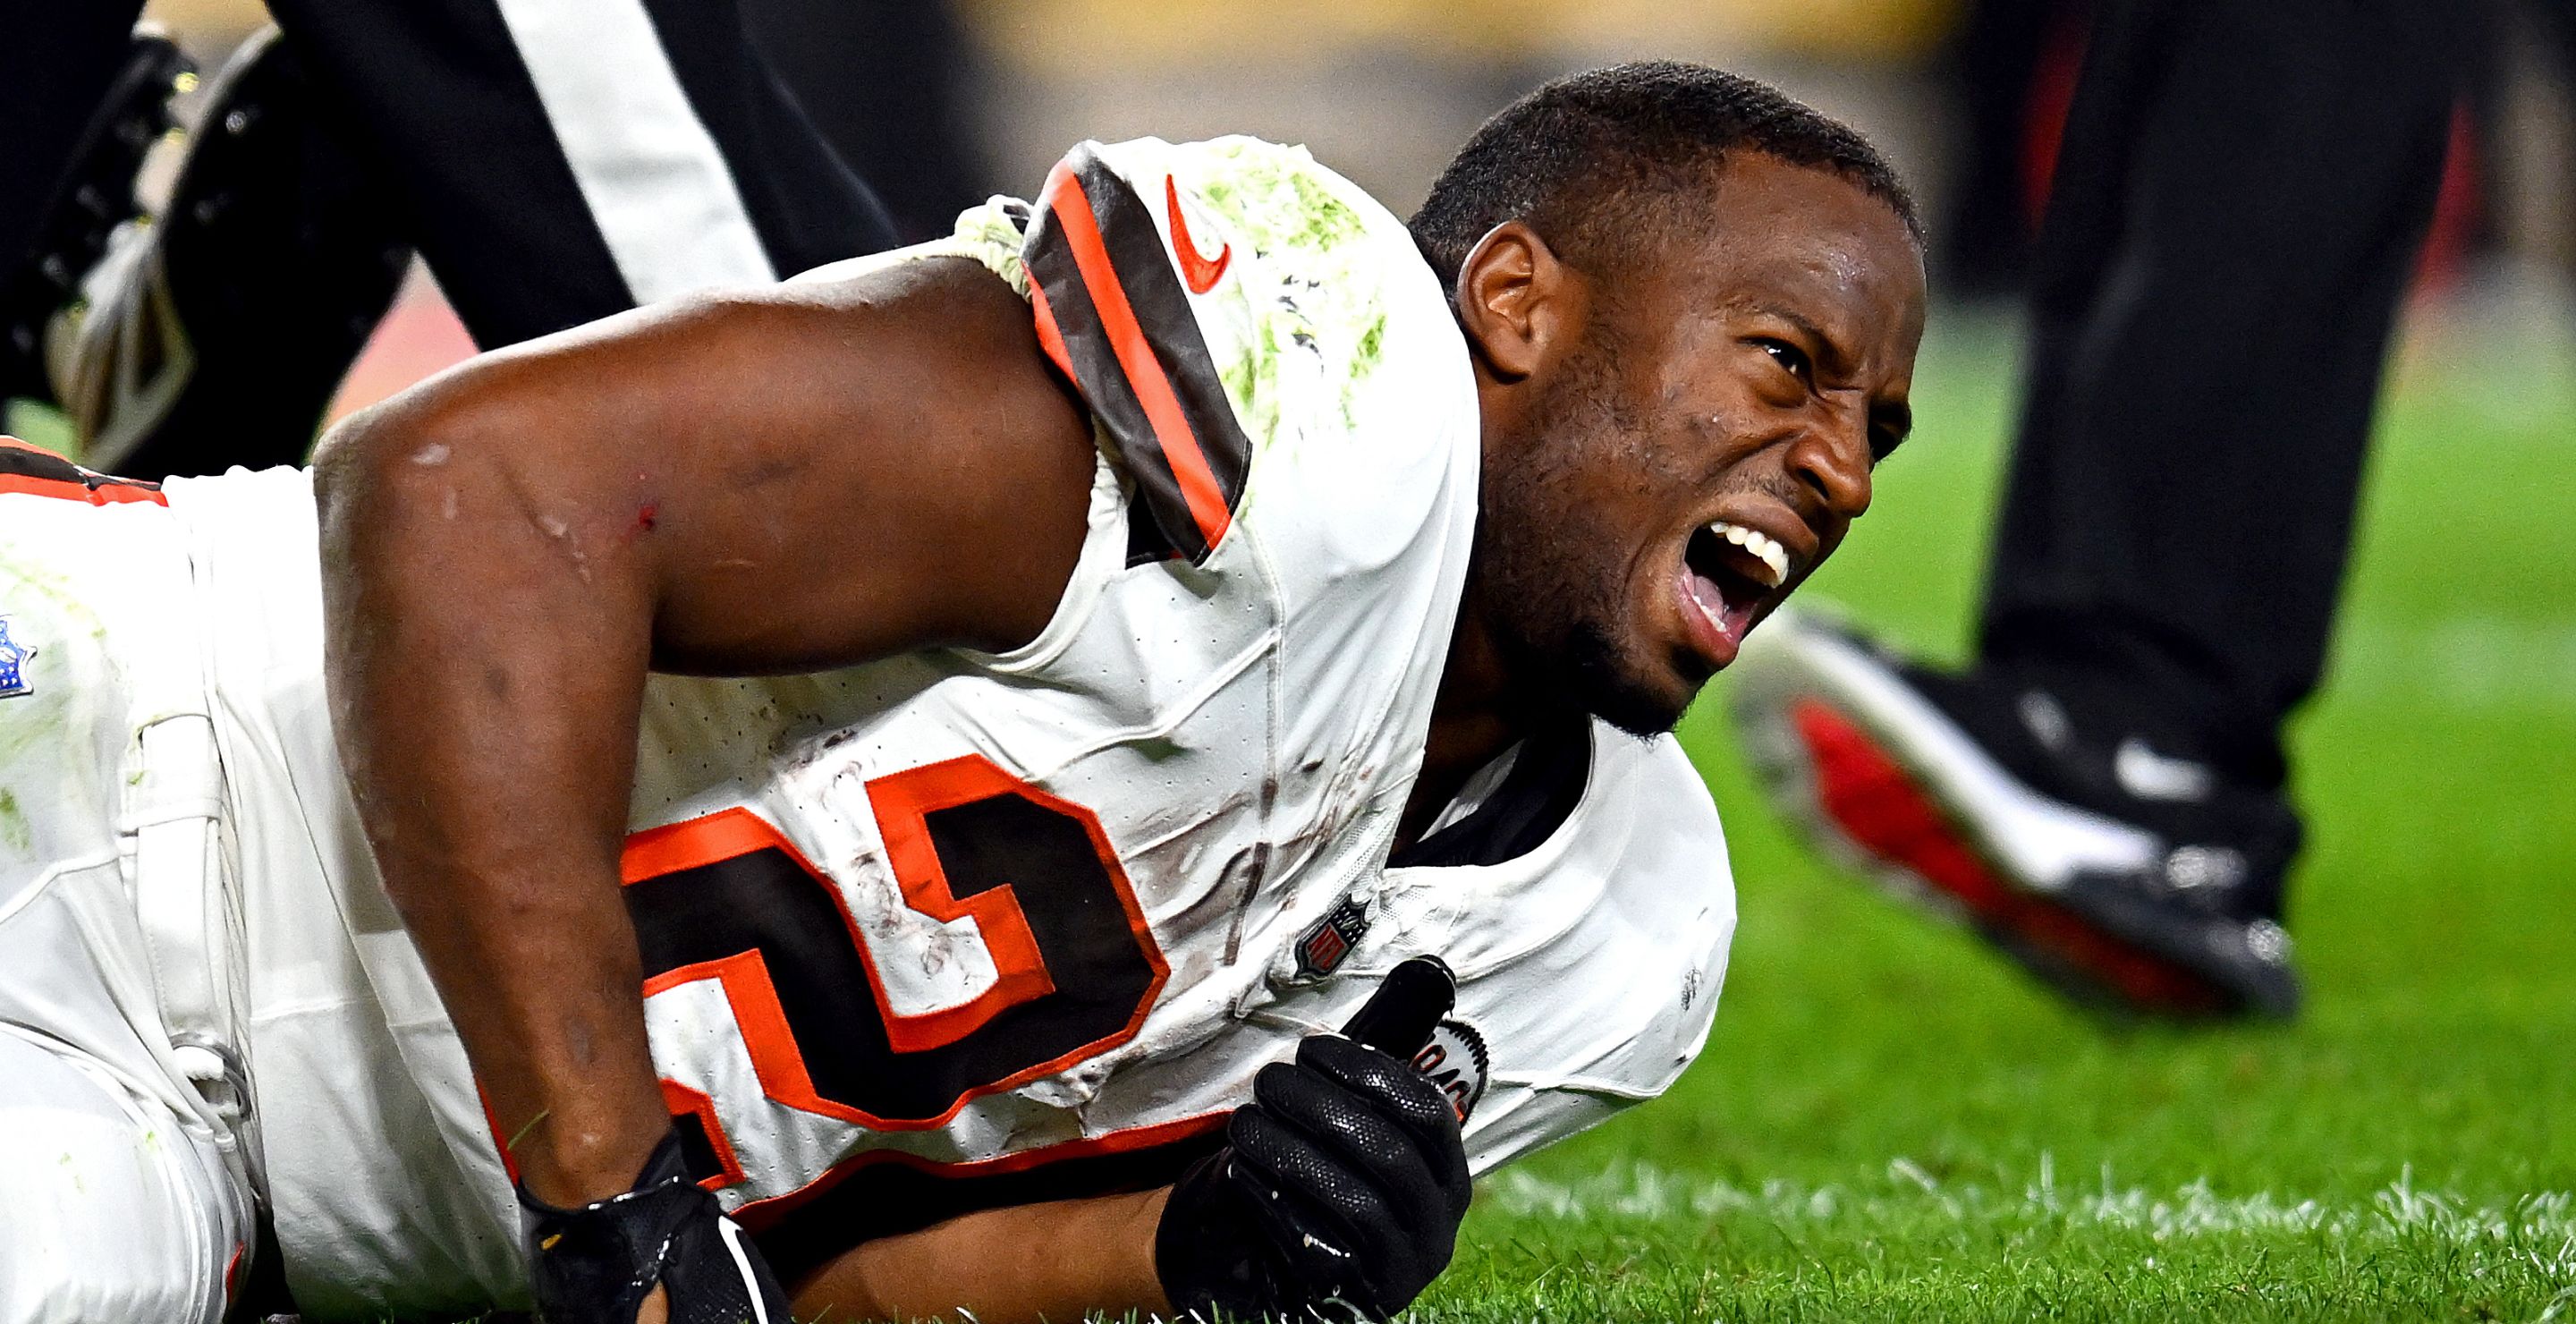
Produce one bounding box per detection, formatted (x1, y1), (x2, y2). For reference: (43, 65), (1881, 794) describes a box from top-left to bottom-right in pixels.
(1165, 175), (1230, 294)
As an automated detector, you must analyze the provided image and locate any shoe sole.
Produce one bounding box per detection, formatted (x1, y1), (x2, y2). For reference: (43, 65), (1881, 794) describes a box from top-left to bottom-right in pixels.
(1728, 609), (2249, 1017)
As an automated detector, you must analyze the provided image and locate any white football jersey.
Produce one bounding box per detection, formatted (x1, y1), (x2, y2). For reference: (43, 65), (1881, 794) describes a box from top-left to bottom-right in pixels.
(161, 137), (1736, 1311)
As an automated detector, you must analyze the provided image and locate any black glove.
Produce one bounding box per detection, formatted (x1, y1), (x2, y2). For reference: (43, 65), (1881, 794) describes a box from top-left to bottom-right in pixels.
(517, 1128), (792, 1324)
(1158, 958), (1475, 1320)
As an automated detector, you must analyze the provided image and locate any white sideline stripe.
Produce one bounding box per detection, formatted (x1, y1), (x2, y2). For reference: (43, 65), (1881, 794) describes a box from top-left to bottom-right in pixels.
(1486, 1162), (2576, 1247)
(489, 0), (775, 304)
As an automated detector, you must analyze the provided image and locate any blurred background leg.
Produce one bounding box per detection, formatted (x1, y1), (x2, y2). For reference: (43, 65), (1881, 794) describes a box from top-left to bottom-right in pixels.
(1724, 0), (2474, 1019)
(1978, 0), (2467, 794)
(1933, 0), (2078, 299)
(0, 0), (157, 403)
(0, 0), (149, 293)
(263, 0), (901, 348)
(746, 0), (986, 245)
(19, 0), (928, 477)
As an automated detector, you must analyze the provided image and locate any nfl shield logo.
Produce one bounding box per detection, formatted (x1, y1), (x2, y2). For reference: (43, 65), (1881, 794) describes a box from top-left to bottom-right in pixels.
(1294, 895), (1371, 980)
(0, 616), (31, 700)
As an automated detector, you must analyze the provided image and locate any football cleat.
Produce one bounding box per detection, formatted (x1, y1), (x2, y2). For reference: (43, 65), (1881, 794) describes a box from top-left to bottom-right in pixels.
(1, 29), (192, 406)
(1727, 607), (2302, 1020)
(42, 25), (411, 479)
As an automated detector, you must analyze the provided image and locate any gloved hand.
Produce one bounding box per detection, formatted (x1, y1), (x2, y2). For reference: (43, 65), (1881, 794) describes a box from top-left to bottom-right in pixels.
(517, 1128), (791, 1324)
(1157, 958), (1474, 1320)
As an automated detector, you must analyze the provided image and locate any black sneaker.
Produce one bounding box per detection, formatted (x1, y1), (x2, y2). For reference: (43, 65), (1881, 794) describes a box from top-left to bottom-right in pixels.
(43, 25), (411, 479)
(0, 30), (191, 404)
(1726, 607), (2303, 1020)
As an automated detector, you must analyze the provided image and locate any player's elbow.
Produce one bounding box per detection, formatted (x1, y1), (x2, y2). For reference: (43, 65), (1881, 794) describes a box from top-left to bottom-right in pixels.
(312, 387), (472, 557)
(310, 400), (398, 558)
(311, 364), (562, 574)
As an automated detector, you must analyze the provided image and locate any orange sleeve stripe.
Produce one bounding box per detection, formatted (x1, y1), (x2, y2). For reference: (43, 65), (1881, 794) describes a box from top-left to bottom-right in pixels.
(0, 436), (169, 505)
(1038, 162), (1234, 553)
(0, 472), (168, 505)
(1028, 281), (1078, 385)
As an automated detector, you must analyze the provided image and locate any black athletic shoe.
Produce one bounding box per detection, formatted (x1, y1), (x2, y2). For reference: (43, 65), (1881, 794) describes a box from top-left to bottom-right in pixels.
(46, 25), (411, 479)
(1727, 607), (2303, 1020)
(0, 30), (191, 405)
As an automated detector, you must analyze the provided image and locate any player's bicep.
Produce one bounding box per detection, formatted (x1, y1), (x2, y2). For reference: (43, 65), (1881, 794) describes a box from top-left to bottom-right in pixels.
(633, 257), (1099, 670)
(319, 254), (1097, 675)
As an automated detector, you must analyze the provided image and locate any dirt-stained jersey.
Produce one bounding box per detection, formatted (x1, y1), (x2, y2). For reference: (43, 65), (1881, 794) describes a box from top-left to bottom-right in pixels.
(164, 137), (1735, 1312)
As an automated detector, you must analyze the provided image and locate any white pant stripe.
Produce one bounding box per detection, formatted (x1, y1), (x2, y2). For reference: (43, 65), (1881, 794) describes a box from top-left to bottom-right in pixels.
(487, 0), (775, 304)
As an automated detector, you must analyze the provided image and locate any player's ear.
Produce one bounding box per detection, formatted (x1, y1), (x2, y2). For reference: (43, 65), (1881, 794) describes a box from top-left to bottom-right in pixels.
(1454, 221), (1580, 384)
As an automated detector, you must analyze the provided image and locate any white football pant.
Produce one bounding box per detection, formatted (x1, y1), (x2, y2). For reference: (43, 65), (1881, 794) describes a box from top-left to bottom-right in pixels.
(0, 488), (254, 1323)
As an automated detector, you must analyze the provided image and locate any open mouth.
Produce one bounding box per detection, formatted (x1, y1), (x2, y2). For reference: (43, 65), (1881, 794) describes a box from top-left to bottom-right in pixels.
(1680, 519), (1792, 662)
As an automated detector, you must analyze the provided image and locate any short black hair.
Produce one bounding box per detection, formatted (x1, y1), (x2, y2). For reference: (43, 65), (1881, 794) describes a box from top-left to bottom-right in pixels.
(1408, 61), (1921, 289)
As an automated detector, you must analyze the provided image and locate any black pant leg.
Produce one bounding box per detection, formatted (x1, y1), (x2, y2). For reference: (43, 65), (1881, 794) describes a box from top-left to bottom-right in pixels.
(1977, 0), (2462, 786)
(1937, 0), (2077, 296)
(263, 0), (897, 349)
(637, 0), (902, 274)
(747, 0), (984, 244)
(0, 0), (148, 388)
(0, 1), (144, 270)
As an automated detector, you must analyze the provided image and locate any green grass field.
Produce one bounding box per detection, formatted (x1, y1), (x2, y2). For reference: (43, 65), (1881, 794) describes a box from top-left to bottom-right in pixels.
(1419, 308), (2576, 1321)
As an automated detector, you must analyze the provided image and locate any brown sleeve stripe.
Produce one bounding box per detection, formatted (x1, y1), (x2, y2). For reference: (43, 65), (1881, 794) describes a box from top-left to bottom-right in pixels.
(0, 436), (167, 505)
(1022, 148), (1250, 564)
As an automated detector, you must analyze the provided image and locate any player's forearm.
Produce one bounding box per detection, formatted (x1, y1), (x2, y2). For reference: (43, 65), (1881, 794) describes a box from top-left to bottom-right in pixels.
(315, 387), (674, 1202)
(792, 1187), (1172, 1322)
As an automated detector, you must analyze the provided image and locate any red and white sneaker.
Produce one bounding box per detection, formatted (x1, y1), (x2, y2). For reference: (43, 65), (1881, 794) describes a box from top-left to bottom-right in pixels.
(1727, 607), (2302, 1020)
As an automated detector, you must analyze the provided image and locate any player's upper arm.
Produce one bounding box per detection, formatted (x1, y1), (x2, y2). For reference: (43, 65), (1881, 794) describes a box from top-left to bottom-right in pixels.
(311, 252), (1099, 673)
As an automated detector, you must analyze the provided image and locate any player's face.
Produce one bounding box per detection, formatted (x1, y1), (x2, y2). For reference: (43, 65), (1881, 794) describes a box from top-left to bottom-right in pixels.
(1474, 157), (1926, 734)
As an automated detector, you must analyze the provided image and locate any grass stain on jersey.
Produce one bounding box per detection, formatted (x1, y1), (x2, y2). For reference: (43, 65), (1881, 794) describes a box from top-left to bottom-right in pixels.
(1222, 318), (1288, 451)
(0, 562), (120, 831)
(0, 789), (28, 855)
(1356, 314), (1386, 371)
(1195, 140), (1368, 258)
(1345, 313), (1391, 430)
(954, 204), (1036, 299)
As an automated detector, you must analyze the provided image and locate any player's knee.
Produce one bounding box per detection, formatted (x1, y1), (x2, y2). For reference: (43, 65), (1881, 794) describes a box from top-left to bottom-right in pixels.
(0, 1038), (241, 1324)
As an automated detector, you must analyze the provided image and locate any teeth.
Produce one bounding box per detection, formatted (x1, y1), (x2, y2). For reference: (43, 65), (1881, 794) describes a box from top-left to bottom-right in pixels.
(1709, 521), (1790, 588)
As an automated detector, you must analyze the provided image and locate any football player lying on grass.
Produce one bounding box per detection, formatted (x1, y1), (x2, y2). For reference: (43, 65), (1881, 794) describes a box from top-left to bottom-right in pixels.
(0, 62), (1920, 1323)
